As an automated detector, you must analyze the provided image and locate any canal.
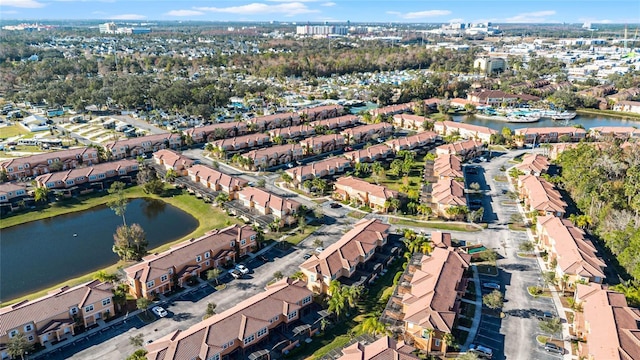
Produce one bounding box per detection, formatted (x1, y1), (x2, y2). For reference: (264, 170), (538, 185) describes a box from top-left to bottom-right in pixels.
(454, 113), (639, 131)
(0, 198), (198, 302)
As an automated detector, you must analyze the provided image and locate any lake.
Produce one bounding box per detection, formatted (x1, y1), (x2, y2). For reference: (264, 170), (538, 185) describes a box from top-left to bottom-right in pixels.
(453, 113), (639, 131)
(0, 198), (198, 302)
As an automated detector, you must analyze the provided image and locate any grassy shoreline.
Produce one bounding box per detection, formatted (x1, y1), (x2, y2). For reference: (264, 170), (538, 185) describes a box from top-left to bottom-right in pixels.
(577, 108), (640, 121)
(1, 185), (241, 307)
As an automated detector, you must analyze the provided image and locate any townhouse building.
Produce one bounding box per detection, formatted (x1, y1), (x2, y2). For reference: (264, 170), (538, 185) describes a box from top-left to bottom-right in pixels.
(309, 114), (360, 130)
(242, 144), (303, 170)
(589, 126), (640, 140)
(300, 219), (391, 294)
(236, 187), (301, 223)
(285, 157), (351, 183)
(341, 123), (394, 145)
(391, 247), (470, 353)
(385, 131), (439, 152)
(334, 176), (398, 213)
(125, 224), (257, 299)
(435, 139), (485, 160)
(183, 122), (248, 143)
(248, 112), (301, 132)
(268, 125), (315, 140)
(517, 175), (567, 217)
(433, 154), (463, 179)
(515, 153), (550, 176)
(299, 104), (343, 121)
(536, 216), (606, 285)
(369, 99), (439, 118)
(613, 101), (640, 114)
(514, 127), (587, 145)
(431, 178), (467, 218)
(433, 121), (496, 143)
(392, 114), (433, 131)
(187, 164), (248, 194)
(145, 278), (314, 360)
(0, 183), (28, 204)
(210, 133), (271, 152)
(153, 149), (194, 176)
(467, 89), (519, 107)
(573, 283), (640, 360)
(0, 147), (99, 180)
(338, 336), (419, 360)
(299, 134), (346, 155)
(0, 280), (114, 357)
(35, 159), (139, 191)
(105, 133), (182, 159)
(343, 144), (394, 164)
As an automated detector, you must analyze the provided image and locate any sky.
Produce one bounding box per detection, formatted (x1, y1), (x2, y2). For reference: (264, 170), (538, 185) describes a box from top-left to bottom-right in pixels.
(0, 0), (639, 24)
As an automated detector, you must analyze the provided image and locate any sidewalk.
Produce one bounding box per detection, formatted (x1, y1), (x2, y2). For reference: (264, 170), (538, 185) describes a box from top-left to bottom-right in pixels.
(461, 265), (483, 351)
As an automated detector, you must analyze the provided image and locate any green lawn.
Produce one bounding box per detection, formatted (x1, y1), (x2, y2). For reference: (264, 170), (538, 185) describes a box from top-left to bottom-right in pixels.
(283, 225), (321, 245)
(0, 125), (28, 138)
(577, 108), (640, 120)
(347, 211), (367, 219)
(389, 218), (482, 232)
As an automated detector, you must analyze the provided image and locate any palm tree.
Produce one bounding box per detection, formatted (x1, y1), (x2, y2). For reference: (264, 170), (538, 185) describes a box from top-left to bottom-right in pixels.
(423, 328), (435, 355)
(34, 186), (49, 204)
(442, 332), (455, 356)
(204, 302), (217, 319)
(164, 168), (178, 182)
(108, 181), (128, 226)
(136, 297), (151, 316)
(281, 172), (293, 187)
(361, 316), (389, 336)
(343, 285), (363, 310)
(327, 291), (347, 320)
(207, 268), (222, 286)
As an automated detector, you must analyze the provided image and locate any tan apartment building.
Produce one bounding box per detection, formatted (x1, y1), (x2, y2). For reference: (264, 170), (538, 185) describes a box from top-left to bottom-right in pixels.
(299, 134), (346, 155)
(0, 147), (99, 180)
(153, 149), (194, 176)
(515, 153), (549, 176)
(385, 131), (439, 152)
(433, 154), (463, 179)
(236, 187), (301, 223)
(537, 216), (606, 285)
(0, 183), (28, 204)
(35, 159), (139, 191)
(392, 247), (470, 353)
(242, 144), (303, 170)
(588, 126), (640, 140)
(431, 178), (467, 218)
(341, 123), (394, 145)
(0, 280), (113, 356)
(187, 164), (248, 194)
(433, 121), (496, 143)
(343, 144), (394, 164)
(125, 225), (257, 299)
(467, 89), (518, 107)
(392, 113), (433, 131)
(573, 283), (640, 360)
(300, 219), (390, 294)
(370, 98), (439, 118)
(248, 112), (301, 132)
(183, 122), (248, 143)
(268, 125), (315, 140)
(338, 336), (419, 360)
(210, 133), (271, 152)
(435, 139), (485, 160)
(299, 104), (343, 121)
(517, 175), (567, 217)
(514, 127), (587, 145)
(105, 133), (182, 159)
(334, 176), (398, 213)
(145, 278), (314, 360)
(309, 114), (360, 130)
(285, 157), (351, 183)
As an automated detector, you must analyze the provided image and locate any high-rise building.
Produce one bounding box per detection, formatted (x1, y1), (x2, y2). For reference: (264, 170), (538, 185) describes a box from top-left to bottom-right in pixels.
(296, 25), (348, 36)
(473, 57), (506, 74)
(98, 22), (117, 34)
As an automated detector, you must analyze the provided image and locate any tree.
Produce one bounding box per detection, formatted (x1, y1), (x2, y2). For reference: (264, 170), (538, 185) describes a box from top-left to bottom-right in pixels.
(273, 271), (284, 281)
(204, 302), (217, 319)
(519, 241), (535, 252)
(542, 271), (557, 289)
(136, 297), (151, 315)
(384, 197), (401, 214)
(164, 168), (178, 182)
(423, 328), (435, 355)
(298, 216), (307, 231)
(281, 172), (293, 186)
(113, 283), (129, 312)
(94, 270), (119, 283)
(207, 268), (222, 285)
(113, 223), (148, 261)
(0, 169), (8, 183)
(442, 332), (455, 356)
(539, 318), (562, 341)
(129, 334), (144, 347)
(7, 333), (31, 360)
(126, 349), (148, 360)
(108, 181), (128, 226)
(483, 290), (504, 309)
(257, 178), (266, 188)
(457, 352), (480, 360)
(34, 186), (49, 204)
(361, 316), (389, 336)
(480, 249), (498, 265)
(215, 192), (229, 207)
(137, 165), (164, 194)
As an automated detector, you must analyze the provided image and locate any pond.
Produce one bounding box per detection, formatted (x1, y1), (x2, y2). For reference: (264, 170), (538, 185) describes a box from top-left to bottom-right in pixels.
(454, 113), (639, 131)
(0, 198), (198, 302)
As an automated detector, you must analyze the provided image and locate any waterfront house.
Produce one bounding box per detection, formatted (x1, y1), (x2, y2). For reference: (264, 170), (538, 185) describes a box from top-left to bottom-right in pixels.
(517, 175), (566, 217)
(435, 139), (485, 160)
(338, 336), (419, 360)
(268, 125), (315, 140)
(187, 164), (248, 194)
(299, 104), (343, 121)
(370, 99), (439, 118)
(236, 187), (300, 222)
(210, 133), (271, 152)
(285, 157), (351, 183)
(343, 144), (394, 164)
(514, 127), (587, 145)
(0, 147), (99, 180)
(589, 126), (640, 140)
(242, 144), (303, 170)
(0, 280), (114, 356)
(536, 216), (606, 285)
(515, 153), (550, 176)
(248, 112), (301, 132)
(385, 131), (438, 152)
(341, 123), (394, 144)
(105, 133), (182, 159)
(431, 178), (467, 217)
(573, 283), (640, 360)
(0, 183), (28, 204)
(299, 219), (391, 294)
(392, 114), (433, 131)
(153, 149), (194, 176)
(467, 89), (518, 107)
(35, 159), (139, 192)
(145, 278), (314, 360)
(334, 176), (398, 213)
(433, 121), (496, 143)
(309, 114), (360, 130)
(183, 122), (248, 143)
(124, 225), (257, 299)
(299, 133), (346, 155)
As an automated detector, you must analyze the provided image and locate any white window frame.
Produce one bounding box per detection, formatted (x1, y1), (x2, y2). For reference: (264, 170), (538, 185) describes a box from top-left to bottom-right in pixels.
(204, 252), (210, 259)
(257, 327), (267, 337)
(24, 324), (33, 332)
(27, 335), (35, 342)
(146, 280), (155, 288)
(102, 298), (111, 306)
(70, 307), (78, 315)
(243, 334), (255, 345)
(9, 330), (18, 338)
(161, 274), (168, 282)
(85, 304), (94, 313)
(196, 255), (202, 262)
(287, 311), (297, 320)
(241, 239), (246, 246)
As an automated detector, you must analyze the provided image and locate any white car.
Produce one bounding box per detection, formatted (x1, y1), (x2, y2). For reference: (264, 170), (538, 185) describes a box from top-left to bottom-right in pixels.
(151, 306), (168, 318)
(315, 247), (325, 253)
(482, 282), (500, 291)
(235, 264), (250, 275)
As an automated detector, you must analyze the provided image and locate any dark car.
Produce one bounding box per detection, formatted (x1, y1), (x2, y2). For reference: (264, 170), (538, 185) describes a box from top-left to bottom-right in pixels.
(544, 343), (563, 354)
(258, 255), (269, 262)
(330, 202), (342, 208)
(537, 311), (555, 321)
(466, 167), (478, 174)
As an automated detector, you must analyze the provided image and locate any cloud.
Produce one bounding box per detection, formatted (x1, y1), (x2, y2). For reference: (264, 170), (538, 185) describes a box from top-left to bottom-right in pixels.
(165, 9), (205, 17)
(0, 0), (45, 8)
(387, 9), (452, 20)
(110, 13), (147, 20)
(321, 2), (336, 6)
(505, 10), (556, 23)
(195, 2), (319, 17)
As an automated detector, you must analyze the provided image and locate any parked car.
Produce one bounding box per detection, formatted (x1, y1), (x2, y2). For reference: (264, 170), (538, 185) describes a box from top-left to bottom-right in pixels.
(235, 264), (250, 275)
(466, 167), (478, 175)
(469, 344), (493, 359)
(151, 306), (168, 318)
(258, 255), (269, 262)
(482, 282), (500, 290)
(303, 253), (313, 260)
(544, 343), (563, 354)
(330, 202), (342, 208)
(286, 163), (295, 168)
(315, 247), (325, 253)
(228, 269), (243, 279)
(344, 146), (354, 151)
(537, 311), (555, 321)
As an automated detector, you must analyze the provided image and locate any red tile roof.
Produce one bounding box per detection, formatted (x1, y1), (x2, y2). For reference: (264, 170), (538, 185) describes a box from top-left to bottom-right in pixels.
(339, 336), (419, 360)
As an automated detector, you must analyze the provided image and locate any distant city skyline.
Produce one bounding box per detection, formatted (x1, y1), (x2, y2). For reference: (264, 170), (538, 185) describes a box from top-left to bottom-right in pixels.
(1, 0), (639, 24)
